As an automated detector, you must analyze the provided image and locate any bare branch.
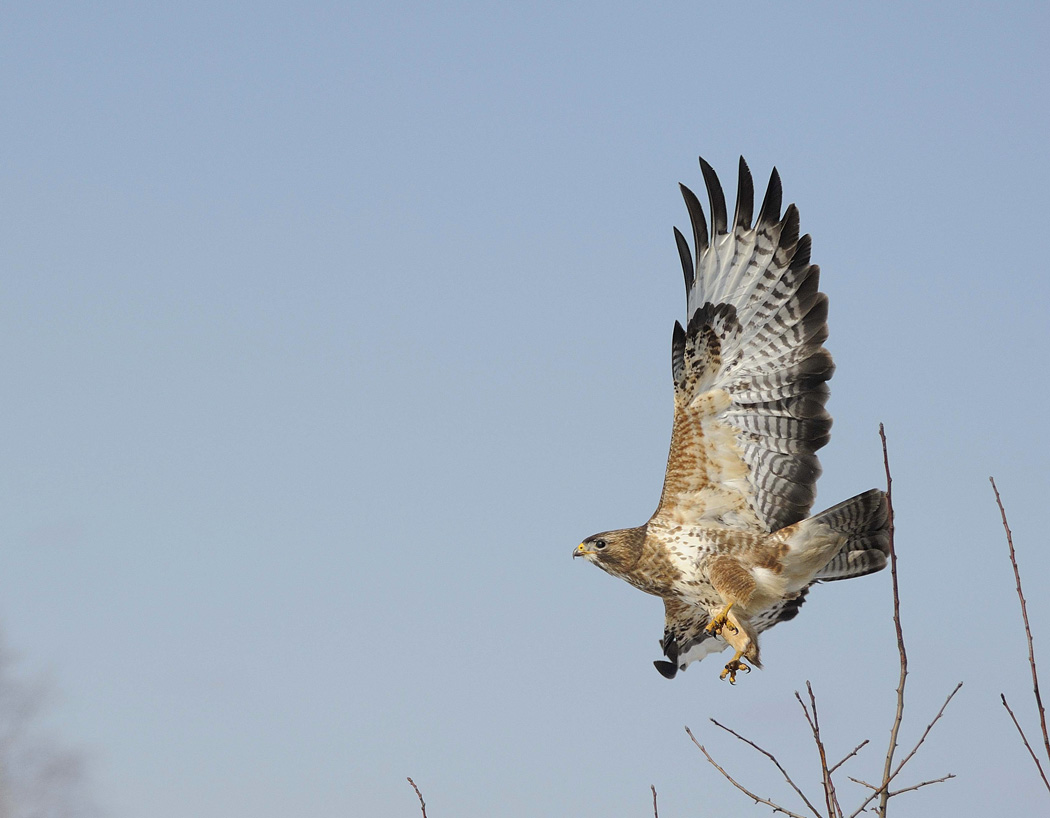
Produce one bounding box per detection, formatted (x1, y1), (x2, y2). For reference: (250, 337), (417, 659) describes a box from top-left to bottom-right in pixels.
(407, 777), (427, 818)
(991, 476), (1050, 781)
(1001, 693), (1050, 793)
(710, 718), (824, 818)
(828, 740), (869, 776)
(849, 772), (956, 800)
(878, 423), (906, 817)
(651, 784), (659, 818)
(794, 684), (842, 818)
(888, 773), (956, 797)
(893, 681), (963, 776)
(847, 682), (962, 818)
(686, 726), (811, 818)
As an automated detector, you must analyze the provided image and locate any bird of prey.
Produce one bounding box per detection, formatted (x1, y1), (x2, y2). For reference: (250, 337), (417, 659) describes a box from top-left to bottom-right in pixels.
(574, 157), (889, 683)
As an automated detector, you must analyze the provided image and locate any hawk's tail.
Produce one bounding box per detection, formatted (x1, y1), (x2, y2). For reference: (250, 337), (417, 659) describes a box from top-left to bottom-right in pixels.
(809, 488), (890, 581)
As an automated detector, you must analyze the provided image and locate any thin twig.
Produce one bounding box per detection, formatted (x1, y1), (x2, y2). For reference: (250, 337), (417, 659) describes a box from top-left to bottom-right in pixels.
(848, 772), (958, 797)
(847, 682), (962, 818)
(651, 784), (659, 818)
(846, 773), (954, 797)
(828, 740), (869, 776)
(710, 718), (823, 818)
(886, 773), (956, 797)
(686, 726), (809, 818)
(795, 684), (842, 818)
(878, 423), (905, 817)
(890, 681), (962, 779)
(991, 476), (1050, 785)
(407, 777), (427, 818)
(1001, 693), (1050, 793)
(811, 684), (843, 818)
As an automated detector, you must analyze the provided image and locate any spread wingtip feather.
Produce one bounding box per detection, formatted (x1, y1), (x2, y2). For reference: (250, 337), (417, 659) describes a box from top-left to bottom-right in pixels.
(699, 156), (728, 238)
(679, 183), (708, 257)
(734, 156), (754, 230)
(757, 166), (783, 227)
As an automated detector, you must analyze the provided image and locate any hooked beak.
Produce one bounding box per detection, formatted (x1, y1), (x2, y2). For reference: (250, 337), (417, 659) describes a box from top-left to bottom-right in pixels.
(574, 543), (596, 559)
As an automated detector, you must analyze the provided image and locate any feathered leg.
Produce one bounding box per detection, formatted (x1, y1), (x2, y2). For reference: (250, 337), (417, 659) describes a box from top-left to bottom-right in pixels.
(706, 555), (761, 682)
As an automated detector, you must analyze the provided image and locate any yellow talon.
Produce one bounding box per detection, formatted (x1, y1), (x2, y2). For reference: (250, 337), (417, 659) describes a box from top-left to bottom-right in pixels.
(719, 655), (751, 685)
(705, 602), (738, 636)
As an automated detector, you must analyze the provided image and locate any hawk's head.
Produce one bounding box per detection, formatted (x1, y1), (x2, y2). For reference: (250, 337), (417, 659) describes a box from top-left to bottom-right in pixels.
(574, 527), (646, 576)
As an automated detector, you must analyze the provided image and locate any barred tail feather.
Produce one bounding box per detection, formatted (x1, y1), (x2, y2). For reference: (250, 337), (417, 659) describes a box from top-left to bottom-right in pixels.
(810, 488), (890, 580)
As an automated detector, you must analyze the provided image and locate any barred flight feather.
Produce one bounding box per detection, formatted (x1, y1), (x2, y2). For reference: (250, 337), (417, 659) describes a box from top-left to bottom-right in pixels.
(656, 158), (833, 533)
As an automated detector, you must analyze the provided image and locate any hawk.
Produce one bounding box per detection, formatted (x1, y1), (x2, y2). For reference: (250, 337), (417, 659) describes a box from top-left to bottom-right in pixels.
(575, 157), (889, 683)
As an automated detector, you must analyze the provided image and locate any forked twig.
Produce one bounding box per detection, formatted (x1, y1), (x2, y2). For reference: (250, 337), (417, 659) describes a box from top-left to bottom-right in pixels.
(795, 684), (842, 818)
(991, 476), (1050, 794)
(848, 772), (954, 797)
(846, 682), (962, 818)
(407, 777), (427, 818)
(686, 726), (810, 818)
(891, 682), (962, 774)
(709, 718), (823, 818)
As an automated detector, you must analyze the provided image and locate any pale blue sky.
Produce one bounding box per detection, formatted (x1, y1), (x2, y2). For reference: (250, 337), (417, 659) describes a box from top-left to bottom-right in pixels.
(2, 2), (1049, 816)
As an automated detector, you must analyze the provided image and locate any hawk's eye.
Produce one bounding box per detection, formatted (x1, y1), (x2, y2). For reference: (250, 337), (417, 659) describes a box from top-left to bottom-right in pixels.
(595, 539), (607, 549)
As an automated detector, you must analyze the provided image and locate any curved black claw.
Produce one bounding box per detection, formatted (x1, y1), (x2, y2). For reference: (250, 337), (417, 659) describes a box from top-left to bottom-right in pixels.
(719, 659), (751, 685)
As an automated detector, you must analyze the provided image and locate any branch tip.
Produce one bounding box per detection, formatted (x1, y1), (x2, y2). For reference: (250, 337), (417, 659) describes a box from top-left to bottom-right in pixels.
(407, 777), (427, 818)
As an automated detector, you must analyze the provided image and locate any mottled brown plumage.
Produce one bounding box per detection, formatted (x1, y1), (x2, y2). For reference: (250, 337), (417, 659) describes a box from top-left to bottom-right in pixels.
(575, 157), (890, 682)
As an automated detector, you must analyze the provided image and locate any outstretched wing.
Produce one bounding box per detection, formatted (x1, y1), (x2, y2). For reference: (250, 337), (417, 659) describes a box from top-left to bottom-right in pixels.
(652, 157), (834, 534)
(656, 590), (810, 678)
